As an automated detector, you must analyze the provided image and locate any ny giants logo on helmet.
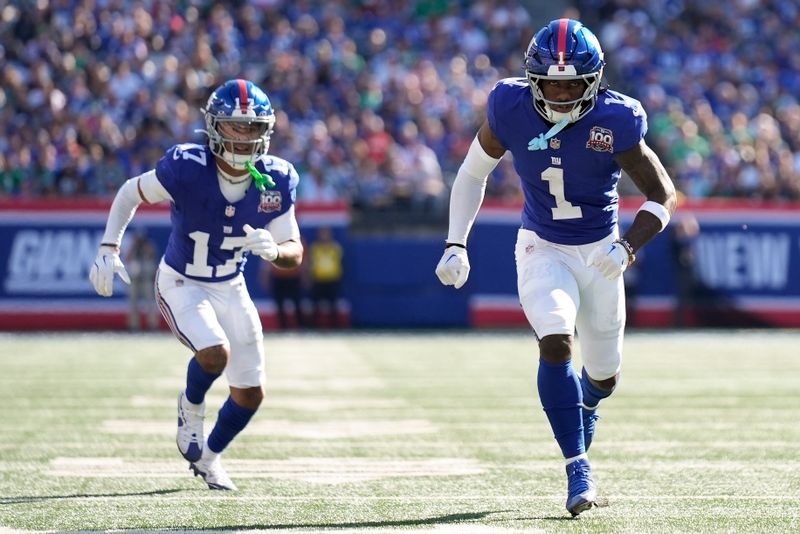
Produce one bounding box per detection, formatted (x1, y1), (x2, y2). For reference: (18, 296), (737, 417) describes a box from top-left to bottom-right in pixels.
(586, 126), (614, 152)
(258, 191), (282, 213)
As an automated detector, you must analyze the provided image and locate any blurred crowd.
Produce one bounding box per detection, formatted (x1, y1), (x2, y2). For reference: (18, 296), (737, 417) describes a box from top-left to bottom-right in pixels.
(1, 0), (798, 208)
(0, 0), (529, 210)
(580, 0), (800, 200)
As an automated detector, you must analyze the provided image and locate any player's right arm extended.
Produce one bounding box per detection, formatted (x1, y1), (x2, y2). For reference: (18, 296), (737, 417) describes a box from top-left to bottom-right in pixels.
(436, 124), (502, 289)
(89, 171), (173, 296)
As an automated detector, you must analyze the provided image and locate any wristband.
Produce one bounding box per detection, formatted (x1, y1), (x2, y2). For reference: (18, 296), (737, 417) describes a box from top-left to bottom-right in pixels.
(638, 200), (671, 231)
(445, 242), (466, 249)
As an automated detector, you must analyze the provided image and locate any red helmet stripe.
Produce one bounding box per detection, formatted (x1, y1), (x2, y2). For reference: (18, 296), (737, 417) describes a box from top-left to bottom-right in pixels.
(236, 79), (249, 112)
(557, 18), (569, 63)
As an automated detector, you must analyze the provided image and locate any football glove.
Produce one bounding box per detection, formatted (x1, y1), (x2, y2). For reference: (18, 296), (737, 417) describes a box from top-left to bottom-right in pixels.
(587, 241), (630, 280)
(243, 224), (279, 262)
(89, 245), (131, 297)
(435, 245), (470, 289)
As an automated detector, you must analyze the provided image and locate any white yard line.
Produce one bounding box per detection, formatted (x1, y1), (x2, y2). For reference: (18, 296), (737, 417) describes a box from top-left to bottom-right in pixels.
(35, 455), (800, 484)
(129, 395), (409, 411)
(8, 494), (797, 502)
(12, 439), (795, 448)
(101, 418), (438, 438)
(44, 457), (485, 484)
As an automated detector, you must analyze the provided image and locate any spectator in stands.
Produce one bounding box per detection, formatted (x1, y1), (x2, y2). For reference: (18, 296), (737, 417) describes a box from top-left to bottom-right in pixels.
(389, 120), (445, 213)
(259, 243), (308, 330)
(309, 226), (344, 328)
(671, 207), (701, 327)
(125, 228), (159, 332)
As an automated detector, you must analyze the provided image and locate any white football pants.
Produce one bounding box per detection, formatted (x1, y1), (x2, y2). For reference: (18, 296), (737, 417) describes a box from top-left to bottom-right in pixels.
(155, 261), (265, 388)
(515, 228), (625, 380)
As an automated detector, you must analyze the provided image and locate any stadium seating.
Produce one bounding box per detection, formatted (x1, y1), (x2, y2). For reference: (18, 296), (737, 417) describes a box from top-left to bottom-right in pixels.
(0, 1), (796, 205)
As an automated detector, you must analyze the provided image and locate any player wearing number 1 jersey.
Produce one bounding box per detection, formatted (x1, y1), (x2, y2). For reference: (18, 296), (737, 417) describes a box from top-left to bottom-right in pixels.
(435, 19), (676, 516)
(90, 79), (303, 490)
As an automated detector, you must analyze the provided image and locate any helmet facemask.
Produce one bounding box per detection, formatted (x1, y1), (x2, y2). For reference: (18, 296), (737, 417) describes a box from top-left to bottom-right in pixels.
(526, 69), (603, 123)
(204, 113), (275, 170)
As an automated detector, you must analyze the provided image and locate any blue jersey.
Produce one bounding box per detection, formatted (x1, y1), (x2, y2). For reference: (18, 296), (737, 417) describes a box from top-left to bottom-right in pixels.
(155, 143), (299, 281)
(488, 78), (647, 245)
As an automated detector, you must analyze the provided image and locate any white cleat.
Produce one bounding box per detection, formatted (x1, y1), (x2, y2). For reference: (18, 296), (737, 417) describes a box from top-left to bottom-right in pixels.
(190, 453), (238, 491)
(176, 392), (205, 462)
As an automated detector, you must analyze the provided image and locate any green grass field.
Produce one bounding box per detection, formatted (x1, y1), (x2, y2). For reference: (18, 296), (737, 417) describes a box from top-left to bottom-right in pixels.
(1, 330), (799, 533)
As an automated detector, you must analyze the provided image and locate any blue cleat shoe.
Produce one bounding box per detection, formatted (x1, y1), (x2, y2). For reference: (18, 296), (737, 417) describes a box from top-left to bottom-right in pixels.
(565, 457), (597, 517)
(582, 407), (600, 451)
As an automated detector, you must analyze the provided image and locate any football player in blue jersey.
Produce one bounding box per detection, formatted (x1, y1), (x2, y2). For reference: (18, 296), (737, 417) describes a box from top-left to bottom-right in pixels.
(436, 19), (676, 516)
(90, 79), (304, 490)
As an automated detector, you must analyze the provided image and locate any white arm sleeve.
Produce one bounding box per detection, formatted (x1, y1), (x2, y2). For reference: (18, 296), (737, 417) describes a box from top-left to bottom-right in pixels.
(137, 169), (173, 204)
(446, 136), (502, 246)
(267, 204), (301, 244)
(101, 170), (173, 246)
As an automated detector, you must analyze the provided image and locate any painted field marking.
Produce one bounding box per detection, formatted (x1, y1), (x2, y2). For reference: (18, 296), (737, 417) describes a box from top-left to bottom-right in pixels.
(11, 479), (799, 503)
(265, 397), (410, 411)
(506, 459), (800, 473)
(129, 395), (409, 411)
(266, 339), (385, 383)
(143, 376), (388, 392)
(9, 439), (797, 451)
(101, 418), (437, 439)
(266, 377), (387, 392)
(45, 457), (485, 484)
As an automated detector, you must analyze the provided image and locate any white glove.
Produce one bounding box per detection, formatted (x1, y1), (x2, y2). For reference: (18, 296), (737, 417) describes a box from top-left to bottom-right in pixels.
(435, 245), (470, 289)
(243, 224), (279, 262)
(587, 241), (630, 280)
(89, 245), (131, 297)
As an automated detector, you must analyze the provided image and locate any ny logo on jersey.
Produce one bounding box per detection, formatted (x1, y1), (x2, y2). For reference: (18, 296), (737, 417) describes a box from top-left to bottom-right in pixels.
(258, 191), (282, 213)
(586, 126), (614, 152)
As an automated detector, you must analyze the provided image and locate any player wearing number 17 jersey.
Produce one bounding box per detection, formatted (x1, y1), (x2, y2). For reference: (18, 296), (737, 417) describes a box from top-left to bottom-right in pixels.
(435, 19), (676, 516)
(90, 79), (303, 490)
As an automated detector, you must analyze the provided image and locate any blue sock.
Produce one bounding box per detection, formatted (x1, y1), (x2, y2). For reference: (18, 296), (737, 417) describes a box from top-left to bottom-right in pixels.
(538, 359), (584, 459)
(580, 367), (614, 409)
(185, 357), (221, 405)
(207, 396), (257, 454)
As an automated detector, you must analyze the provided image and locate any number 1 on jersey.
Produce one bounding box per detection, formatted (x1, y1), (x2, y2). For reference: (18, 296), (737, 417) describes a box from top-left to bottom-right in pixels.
(542, 167), (583, 220)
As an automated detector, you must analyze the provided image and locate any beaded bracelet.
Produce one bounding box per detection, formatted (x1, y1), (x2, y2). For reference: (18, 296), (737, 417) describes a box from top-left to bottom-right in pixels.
(613, 238), (636, 265)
